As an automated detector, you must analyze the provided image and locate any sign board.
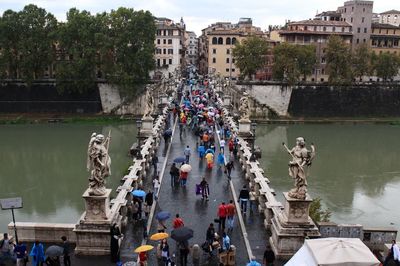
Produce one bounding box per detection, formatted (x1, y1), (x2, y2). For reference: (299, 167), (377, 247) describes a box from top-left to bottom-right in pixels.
(0, 197), (23, 210)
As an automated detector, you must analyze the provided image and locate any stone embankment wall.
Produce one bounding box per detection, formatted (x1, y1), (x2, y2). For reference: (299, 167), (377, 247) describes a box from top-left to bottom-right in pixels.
(236, 81), (400, 118)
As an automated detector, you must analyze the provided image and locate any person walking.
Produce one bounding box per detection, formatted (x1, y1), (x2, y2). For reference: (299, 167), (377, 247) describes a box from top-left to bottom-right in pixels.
(221, 232), (230, 252)
(0, 233), (16, 265)
(110, 223), (122, 263)
(205, 152), (214, 170)
(219, 138), (226, 153)
(263, 245), (275, 266)
(200, 178), (210, 200)
(180, 170), (188, 187)
(61, 236), (71, 266)
(151, 155), (159, 175)
(217, 152), (225, 169)
(170, 163), (179, 187)
(159, 239), (170, 266)
(384, 239), (400, 266)
(192, 244), (201, 266)
(247, 256), (262, 266)
(206, 223), (215, 246)
(225, 160), (234, 180)
(30, 240), (45, 266)
(226, 200), (236, 231)
(217, 202), (227, 231)
(173, 214), (185, 229)
(144, 190), (153, 218)
(249, 186), (257, 213)
(157, 220), (167, 233)
(14, 241), (27, 266)
(183, 145), (191, 164)
(239, 185), (250, 214)
(153, 176), (161, 200)
(178, 241), (189, 266)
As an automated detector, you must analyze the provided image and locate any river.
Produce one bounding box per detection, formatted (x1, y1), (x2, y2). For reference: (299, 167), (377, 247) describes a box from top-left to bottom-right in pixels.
(0, 123), (136, 233)
(255, 123), (400, 235)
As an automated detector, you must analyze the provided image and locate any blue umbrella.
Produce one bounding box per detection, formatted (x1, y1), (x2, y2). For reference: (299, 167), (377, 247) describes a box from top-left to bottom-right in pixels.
(205, 149), (215, 155)
(156, 211), (171, 221)
(131, 190), (146, 198)
(174, 156), (186, 163)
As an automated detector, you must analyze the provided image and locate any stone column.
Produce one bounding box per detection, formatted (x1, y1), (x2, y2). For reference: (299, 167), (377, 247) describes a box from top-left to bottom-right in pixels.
(140, 117), (154, 137)
(269, 192), (320, 259)
(74, 189), (113, 255)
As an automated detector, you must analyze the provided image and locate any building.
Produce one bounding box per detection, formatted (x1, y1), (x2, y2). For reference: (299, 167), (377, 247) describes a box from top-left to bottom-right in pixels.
(337, 0), (374, 46)
(200, 18), (265, 79)
(315, 11), (342, 21)
(153, 17), (186, 79)
(379, 10), (400, 26)
(370, 23), (400, 55)
(185, 31), (198, 67)
(279, 20), (353, 82)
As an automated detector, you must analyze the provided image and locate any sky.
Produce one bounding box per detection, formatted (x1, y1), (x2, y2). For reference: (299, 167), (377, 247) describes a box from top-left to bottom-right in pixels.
(0, 0), (398, 35)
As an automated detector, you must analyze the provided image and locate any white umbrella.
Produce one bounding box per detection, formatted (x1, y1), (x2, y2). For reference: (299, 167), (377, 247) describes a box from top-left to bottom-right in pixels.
(180, 164), (192, 172)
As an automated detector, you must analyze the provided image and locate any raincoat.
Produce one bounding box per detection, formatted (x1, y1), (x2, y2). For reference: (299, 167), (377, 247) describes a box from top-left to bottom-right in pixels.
(30, 243), (45, 266)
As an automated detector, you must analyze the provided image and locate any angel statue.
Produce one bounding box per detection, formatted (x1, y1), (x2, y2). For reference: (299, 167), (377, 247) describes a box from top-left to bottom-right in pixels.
(239, 92), (251, 120)
(143, 88), (154, 118)
(87, 132), (111, 196)
(283, 137), (316, 200)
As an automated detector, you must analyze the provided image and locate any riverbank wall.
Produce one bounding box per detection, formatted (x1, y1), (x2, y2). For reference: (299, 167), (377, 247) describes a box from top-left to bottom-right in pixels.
(236, 81), (400, 118)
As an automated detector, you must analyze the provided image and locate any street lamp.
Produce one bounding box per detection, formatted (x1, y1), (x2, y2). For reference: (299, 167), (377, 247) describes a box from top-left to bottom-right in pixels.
(136, 119), (143, 159)
(250, 122), (257, 162)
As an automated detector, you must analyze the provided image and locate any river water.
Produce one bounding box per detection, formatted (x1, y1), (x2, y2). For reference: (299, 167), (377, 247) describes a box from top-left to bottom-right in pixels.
(255, 123), (400, 234)
(0, 123), (399, 236)
(0, 123), (136, 233)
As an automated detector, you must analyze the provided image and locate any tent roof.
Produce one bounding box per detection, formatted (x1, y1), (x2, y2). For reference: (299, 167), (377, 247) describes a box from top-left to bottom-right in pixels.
(305, 238), (380, 266)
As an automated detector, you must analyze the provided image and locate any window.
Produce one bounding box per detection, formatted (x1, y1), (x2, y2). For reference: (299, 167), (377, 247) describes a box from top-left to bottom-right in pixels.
(363, 7), (365, 12)
(226, 58), (230, 63)
(212, 58), (216, 63)
(321, 57), (326, 63)
(304, 26), (308, 31)
(226, 37), (231, 45)
(232, 59), (235, 63)
(352, 7), (354, 12)
(218, 37), (223, 45)
(314, 26), (317, 31)
(163, 59), (166, 65)
(163, 48), (166, 54)
(364, 28), (367, 33)
(362, 17), (365, 23)
(226, 68), (229, 72)
(342, 27), (345, 32)
(226, 49), (230, 54)
(356, 38), (359, 44)
(323, 27), (326, 32)
(168, 39), (172, 44)
(169, 59), (172, 64)
(332, 27), (336, 32)
(163, 39), (166, 44)
(232, 37), (237, 44)
(168, 49), (173, 54)
(157, 59), (160, 67)
(212, 37), (217, 44)
(157, 39), (160, 44)
(212, 48), (216, 54)
(357, 27), (360, 33)
(232, 68), (235, 72)
(351, 17), (353, 23)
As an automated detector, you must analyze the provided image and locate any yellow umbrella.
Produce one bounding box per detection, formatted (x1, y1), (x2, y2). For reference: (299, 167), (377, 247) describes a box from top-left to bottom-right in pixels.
(150, 232), (169, 241)
(134, 245), (154, 253)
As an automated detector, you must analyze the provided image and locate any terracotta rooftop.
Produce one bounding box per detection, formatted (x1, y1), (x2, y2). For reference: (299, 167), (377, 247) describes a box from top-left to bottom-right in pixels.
(372, 23), (400, 29)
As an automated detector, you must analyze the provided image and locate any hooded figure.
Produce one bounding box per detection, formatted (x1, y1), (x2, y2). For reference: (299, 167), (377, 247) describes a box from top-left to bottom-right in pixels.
(30, 241), (45, 266)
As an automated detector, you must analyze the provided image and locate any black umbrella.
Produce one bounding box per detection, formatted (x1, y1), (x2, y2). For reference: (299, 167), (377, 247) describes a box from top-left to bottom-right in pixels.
(171, 226), (194, 242)
(45, 245), (64, 257)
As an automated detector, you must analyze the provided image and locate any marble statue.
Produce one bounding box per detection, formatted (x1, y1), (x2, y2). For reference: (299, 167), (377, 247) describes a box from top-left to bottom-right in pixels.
(143, 88), (154, 118)
(239, 92), (251, 120)
(87, 132), (111, 196)
(283, 137), (316, 200)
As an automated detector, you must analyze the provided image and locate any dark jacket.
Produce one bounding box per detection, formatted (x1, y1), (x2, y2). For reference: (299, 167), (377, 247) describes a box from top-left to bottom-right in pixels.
(239, 189), (250, 200)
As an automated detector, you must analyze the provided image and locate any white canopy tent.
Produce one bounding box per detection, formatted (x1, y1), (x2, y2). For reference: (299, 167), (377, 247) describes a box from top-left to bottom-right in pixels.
(285, 238), (380, 266)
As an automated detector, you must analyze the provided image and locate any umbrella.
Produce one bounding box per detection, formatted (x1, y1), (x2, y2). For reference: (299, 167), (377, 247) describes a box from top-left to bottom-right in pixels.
(155, 211), (171, 221)
(164, 129), (172, 136)
(171, 227), (194, 242)
(45, 245), (64, 257)
(174, 156), (186, 163)
(131, 190), (146, 198)
(134, 245), (154, 253)
(150, 232), (169, 241)
(205, 149), (215, 155)
(180, 164), (192, 173)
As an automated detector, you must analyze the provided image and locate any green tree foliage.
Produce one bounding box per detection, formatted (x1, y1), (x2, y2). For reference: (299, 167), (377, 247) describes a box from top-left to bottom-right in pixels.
(107, 8), (156, 96)
(272, 43), (316, 84)
(352, 43), (371, 80)
(309, 197), (331, 224)
(18, 5), (57, 83)
(0, 10), (21, 79)
(326, 35), (353, 84)
(232, 35), (270, 80)
(373, 52), (400, 81)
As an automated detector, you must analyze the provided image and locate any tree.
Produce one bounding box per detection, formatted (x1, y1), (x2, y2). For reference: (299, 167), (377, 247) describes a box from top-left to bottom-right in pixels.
(352, 43), (371, 81)
(232, 35), (270, 80)
(272, 43), (316, 84)
(55, 8), (106, 93)
(18, 5), (57, 83)
(106, 8), (156, 96)
(326, 35), (353, 84)
(373, 52), (400, 81)
(309, 197), (331, 223)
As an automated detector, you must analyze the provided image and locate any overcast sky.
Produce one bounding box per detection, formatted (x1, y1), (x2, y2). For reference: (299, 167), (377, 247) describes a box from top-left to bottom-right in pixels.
(0, 0), (398, 35)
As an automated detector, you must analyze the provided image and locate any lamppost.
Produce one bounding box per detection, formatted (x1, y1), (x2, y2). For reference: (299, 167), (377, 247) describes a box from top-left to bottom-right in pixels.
(136, 119), (143, 159)
(250, 122), (257, 161)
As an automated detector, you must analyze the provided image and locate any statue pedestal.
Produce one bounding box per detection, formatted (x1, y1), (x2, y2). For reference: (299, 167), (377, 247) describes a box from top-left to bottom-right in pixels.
(74, 189), (112, 255)
(140, 117), (154, 137)
(270, 192), (320, 259)
(238, 119), (252, 138)
(223, 95), (231, 108)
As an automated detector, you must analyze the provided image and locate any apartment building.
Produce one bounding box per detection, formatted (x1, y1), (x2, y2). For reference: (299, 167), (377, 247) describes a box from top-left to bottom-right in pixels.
(185, 31), (198, 67)
(370, 23), (400, 55)
(379, 10), (400, 27)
